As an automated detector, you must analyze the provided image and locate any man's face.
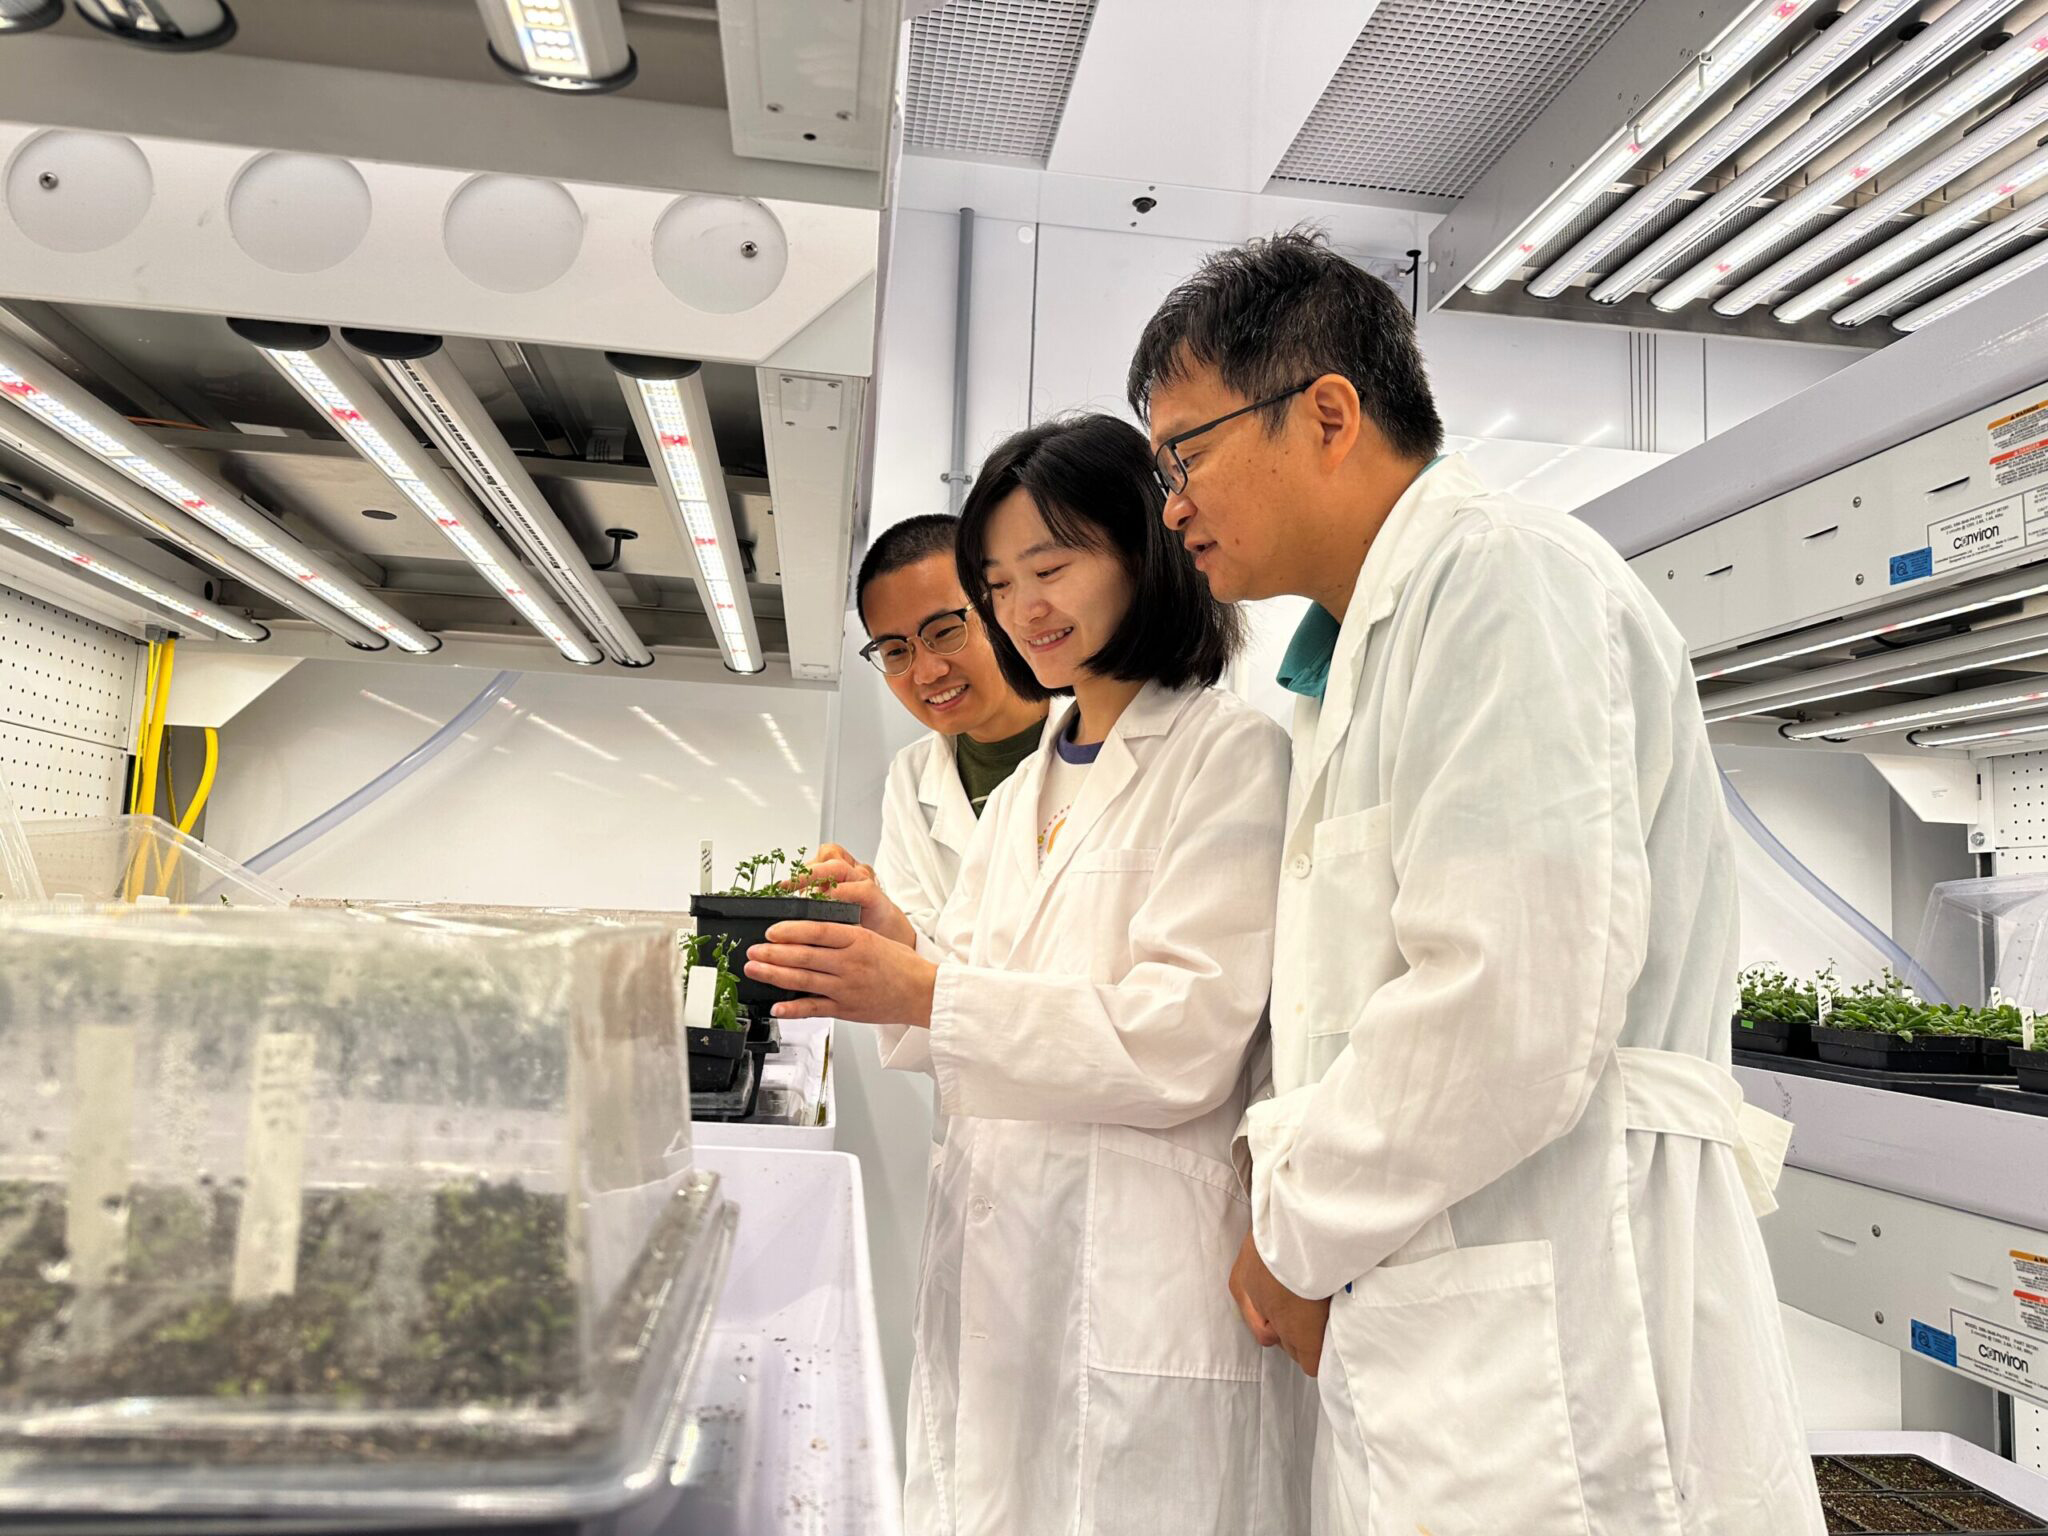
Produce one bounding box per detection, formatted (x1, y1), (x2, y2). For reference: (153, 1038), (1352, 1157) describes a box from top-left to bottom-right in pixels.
(862, 553), (1024, 738)
(1145, 363), (1310, 605)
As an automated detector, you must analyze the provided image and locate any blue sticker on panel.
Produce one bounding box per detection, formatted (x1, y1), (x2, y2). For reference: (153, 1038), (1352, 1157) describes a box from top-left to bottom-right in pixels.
(1912, 1319), (1958, 1367)
(1891, 547), (1934, 585)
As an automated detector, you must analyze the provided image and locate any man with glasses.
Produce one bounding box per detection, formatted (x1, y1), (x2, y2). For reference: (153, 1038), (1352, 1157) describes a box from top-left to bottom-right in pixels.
(823, 514), (1046, 944)
(1128, 232), (1822, 1534)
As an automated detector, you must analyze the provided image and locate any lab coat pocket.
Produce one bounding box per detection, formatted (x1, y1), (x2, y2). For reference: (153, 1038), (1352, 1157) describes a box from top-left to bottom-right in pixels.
(1087, 1125), (1261, 1382)
(1295, 806), (1399, 1071)
(1326, 1240), (1590, 1536)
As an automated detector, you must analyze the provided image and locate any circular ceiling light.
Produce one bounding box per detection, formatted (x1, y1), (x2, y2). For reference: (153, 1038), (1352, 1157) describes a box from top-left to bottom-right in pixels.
(71, 0), (235, 49)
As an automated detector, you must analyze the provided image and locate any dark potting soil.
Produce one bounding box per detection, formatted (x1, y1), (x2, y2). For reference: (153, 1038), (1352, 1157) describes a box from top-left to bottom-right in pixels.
(0, 1174), (704, 1464)
(1845, 1457), (1978, 1494)
(1823, 1501), (1870, 1534)
(1828, 1493), (1950, 1532)
(1913, 1493), (2048, 1531)
(1817, 1458), (1879, 1494)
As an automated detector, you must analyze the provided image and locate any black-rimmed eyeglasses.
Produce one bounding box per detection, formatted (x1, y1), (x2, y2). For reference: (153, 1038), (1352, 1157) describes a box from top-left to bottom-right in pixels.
(859, 608), (973, 676)
(1150, 380), (1316, 498)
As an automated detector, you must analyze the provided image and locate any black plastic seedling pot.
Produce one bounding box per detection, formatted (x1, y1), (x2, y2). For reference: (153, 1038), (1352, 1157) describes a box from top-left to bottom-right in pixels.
(2011, 1047), (2048, 1094)
(686, 1025), (749, 1094)
(689, 894), (861, 1008)
(1733, 1012), (1812, 1056)
(1813, 1025), (1985, 1075)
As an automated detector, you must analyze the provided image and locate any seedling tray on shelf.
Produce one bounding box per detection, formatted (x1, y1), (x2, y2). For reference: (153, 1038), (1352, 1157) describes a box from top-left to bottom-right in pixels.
(1813, 1453), (2048, 1532)
(1733, 1012), (1813, 1056)
(1980, 1085), (2048, 1117)
(1813, 1026), (1999, 1076)
(2009, 1047), (2048, 1094)
(1735, 1049), (2008, 1104)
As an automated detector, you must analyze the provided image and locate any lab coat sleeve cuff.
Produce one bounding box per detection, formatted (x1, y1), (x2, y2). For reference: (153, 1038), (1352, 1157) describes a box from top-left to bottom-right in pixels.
(1243, 1088), (1318, 1294)
(876, 1022), (934, 1077)
(926, 960), (967, 1113)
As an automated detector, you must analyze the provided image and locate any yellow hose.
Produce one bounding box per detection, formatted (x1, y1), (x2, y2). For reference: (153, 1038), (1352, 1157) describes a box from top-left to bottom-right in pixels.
(138, 638), (174, 819)
(129, 641), (162, 815)
(178, 729), (218, 837)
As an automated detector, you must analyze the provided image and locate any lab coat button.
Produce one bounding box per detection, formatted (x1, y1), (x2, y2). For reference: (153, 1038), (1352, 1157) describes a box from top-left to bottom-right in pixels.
(1289, 855), (1312, 879)
(970, 1196), (994, 1220)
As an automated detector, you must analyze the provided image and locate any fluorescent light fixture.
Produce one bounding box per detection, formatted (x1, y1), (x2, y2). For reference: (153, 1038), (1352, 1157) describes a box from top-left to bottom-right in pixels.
(1697, 562), (2048, 680)
(0, 336), (434, 653)
(1776, 143), (2048, 322)
(1657, 17), (2048, 313)
(1834, 187), (2048, 324)
(1895, 229), (2048, 331)
(1466, 0), (1824, 294)
(1593, 0), (2018, 303)
(476, 0), (635, 92)
(340, 329), (652, 668)
(233, 320), (599, 665)
(71, 0), (234, 47)
(1531, 0), (1919, 299)
(1780, 677), (2048, 739)
(0, 400), (390, 649)
(1910, 707), (2048, 749)
(1702, 614), (2048, 723)
(0, 0), (63, 32)
(0, 485), (268, 641)
(610, 353), (762, 674)
(631, 704), (715, 766)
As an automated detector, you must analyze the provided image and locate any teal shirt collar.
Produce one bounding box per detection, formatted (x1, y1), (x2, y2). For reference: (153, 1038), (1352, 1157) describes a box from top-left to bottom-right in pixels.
(1276, 456), (1443, 701)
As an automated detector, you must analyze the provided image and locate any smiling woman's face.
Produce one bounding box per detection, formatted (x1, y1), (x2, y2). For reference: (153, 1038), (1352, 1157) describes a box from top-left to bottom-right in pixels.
(980, 487), (1132, 692)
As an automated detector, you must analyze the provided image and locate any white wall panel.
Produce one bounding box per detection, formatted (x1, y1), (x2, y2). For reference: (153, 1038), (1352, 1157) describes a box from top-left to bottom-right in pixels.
(0, 581), (140, 818)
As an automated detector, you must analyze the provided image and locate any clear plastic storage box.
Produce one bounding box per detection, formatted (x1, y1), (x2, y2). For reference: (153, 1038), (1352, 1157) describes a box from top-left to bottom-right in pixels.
(1914, 873), (2048, 1012)
(0, 905), (732, 1520)
(20, 815), (289, 908)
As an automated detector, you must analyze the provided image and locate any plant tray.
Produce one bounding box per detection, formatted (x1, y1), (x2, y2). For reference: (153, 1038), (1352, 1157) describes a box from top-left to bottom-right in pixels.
(689, 894), (860, 1008)
(1812, 1453), (2048, 1533)
(1813, 1025), (1995, 1075)
(1980, 1085), (2048, 1117)
(1735, 1050), (2007, 1105)
(1733, 1012), (1813, 1056)
(687, 1025), (749, 1094)
(2009, 1048), (2048, 1094)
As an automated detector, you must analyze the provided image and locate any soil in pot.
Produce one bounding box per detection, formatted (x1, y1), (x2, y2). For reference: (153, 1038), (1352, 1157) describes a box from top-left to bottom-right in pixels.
(689, 894), (860, 1009)
(1816, 1458), (1878, 1495)
(1827, 1492), (1948, 1531)
(1821, 1501), (1867, 1535)
(1843, 1456), (1978, 1494)
(1911, 1492), (2047, 1531)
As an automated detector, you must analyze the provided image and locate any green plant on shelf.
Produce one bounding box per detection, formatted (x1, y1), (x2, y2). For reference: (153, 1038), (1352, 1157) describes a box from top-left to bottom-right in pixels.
(682, 931), (743, 1032)
(1737, 964), (1820, 1027)
(712, 847), (838, 900)
(1824, 969), (2027, 1042)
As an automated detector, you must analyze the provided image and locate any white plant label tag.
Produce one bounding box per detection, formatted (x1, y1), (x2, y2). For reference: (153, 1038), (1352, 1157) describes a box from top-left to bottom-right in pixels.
(699, 840), (714, 895)
(67, 1025), (135, 1287)
(1992, 986), (2007, 1009)
(231, 1032), (317, 1302)
(683, 965), (718, 1031)
(1817, 982), (1834, 1026)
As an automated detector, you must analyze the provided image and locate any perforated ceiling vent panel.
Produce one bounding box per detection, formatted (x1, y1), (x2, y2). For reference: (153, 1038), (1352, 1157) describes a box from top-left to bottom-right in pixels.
(904, 0), (1097, 162)
(1273, 0), (1653, 198)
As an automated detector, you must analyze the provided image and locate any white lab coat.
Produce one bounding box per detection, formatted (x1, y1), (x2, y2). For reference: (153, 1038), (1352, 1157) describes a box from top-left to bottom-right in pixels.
(1243, 456), (1822, 1536)
(875, 731), (978, 946)
(881, 682), (1315, 1536)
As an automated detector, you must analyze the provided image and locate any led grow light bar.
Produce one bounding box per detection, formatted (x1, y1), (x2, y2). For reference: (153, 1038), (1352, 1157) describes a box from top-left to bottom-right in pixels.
(1774, 141), (2048, 322)
(1466, 0), (1824, 294)
(1910, 706), (2048, 747)
(1834, 184), (2048, 323)
(476, 0), (635, 92)
(0, 487), (268, 641)
(0, 338), (434, 653)
(1779, 677), (2048, 739)
(1894, 227), (2048, 329)
(1530, 0), (1918, 299)
(1656, 17), (2048, 313)
(342, 331), (652, 668)
(236, 322), (600, 665)
(1592, 0), (2019, 304)
(1696, 561), (2048, 680)
(1702, 613), (2048, 722)
(610, 354), (761, 674)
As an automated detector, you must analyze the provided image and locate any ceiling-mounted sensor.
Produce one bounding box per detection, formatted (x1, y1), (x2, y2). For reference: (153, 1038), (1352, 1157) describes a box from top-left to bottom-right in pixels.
(0, 0), (63, 34)
(71, 0), (235, 49)
(476, 0), (636, 94)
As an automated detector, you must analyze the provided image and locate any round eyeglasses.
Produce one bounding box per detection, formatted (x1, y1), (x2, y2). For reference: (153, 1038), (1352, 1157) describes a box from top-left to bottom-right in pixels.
(860, 608), (974, 676)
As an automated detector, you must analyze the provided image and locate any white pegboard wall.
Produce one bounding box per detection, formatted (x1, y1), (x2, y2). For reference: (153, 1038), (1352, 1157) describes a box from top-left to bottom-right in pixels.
(1991, 754), (2048, 864)
(0, 581), (141, 818)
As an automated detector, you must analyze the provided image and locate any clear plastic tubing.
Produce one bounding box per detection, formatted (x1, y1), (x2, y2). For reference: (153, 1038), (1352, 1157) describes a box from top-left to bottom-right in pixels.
(245, 670), (519, 875)
(1719, 765), (1947, 1003)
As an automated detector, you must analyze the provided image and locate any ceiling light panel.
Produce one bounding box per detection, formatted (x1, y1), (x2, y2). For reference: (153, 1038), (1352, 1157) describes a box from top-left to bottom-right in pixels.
(0, 342), (434, 653)
(1529, 0), (1918, 298)
(1590, 0), (2017, 303)
(1911, 707), (2048, 747)
(1654, 16), (2048, 313)
(1701, 613), (2048, 723)
(475, 0), (637, 93)
(240, 326), (601, 665)
(1894, 225), (2048, 329)
(1779, 677), (2048, 739)
(0, 487), (268, 642)
(1834, 185), (2048, 323)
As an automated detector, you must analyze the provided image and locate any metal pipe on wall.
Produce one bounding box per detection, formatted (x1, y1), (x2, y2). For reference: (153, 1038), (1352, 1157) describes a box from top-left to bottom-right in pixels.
(946, 206), (974, 515)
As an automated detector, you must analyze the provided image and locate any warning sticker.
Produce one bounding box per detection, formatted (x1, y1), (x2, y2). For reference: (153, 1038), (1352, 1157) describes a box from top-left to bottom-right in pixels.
(2015, 1251), (2048, 1335)
(1952, 1311), (2048, 1406)
(1929, 496), (2028, 575)
(1991, 401), (2048, 490)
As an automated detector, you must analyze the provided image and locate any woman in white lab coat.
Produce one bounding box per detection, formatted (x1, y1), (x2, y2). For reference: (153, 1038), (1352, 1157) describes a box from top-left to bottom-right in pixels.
(744, 414), (1312, 1535)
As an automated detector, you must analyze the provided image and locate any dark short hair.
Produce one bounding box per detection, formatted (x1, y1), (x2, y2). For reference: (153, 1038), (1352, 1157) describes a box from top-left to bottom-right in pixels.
(1126, 228), (1444, 461)
(855, 513), (960, 632)
(954, 414), (1242, 701)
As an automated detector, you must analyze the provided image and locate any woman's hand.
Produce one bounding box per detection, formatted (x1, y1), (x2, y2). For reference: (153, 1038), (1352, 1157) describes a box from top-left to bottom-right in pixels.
(746, 921), (938, 1025)
(794, 844), (918, 947)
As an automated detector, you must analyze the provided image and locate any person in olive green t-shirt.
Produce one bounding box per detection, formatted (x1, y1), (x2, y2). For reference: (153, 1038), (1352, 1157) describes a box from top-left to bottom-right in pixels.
(808, 515), (1047, 944)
